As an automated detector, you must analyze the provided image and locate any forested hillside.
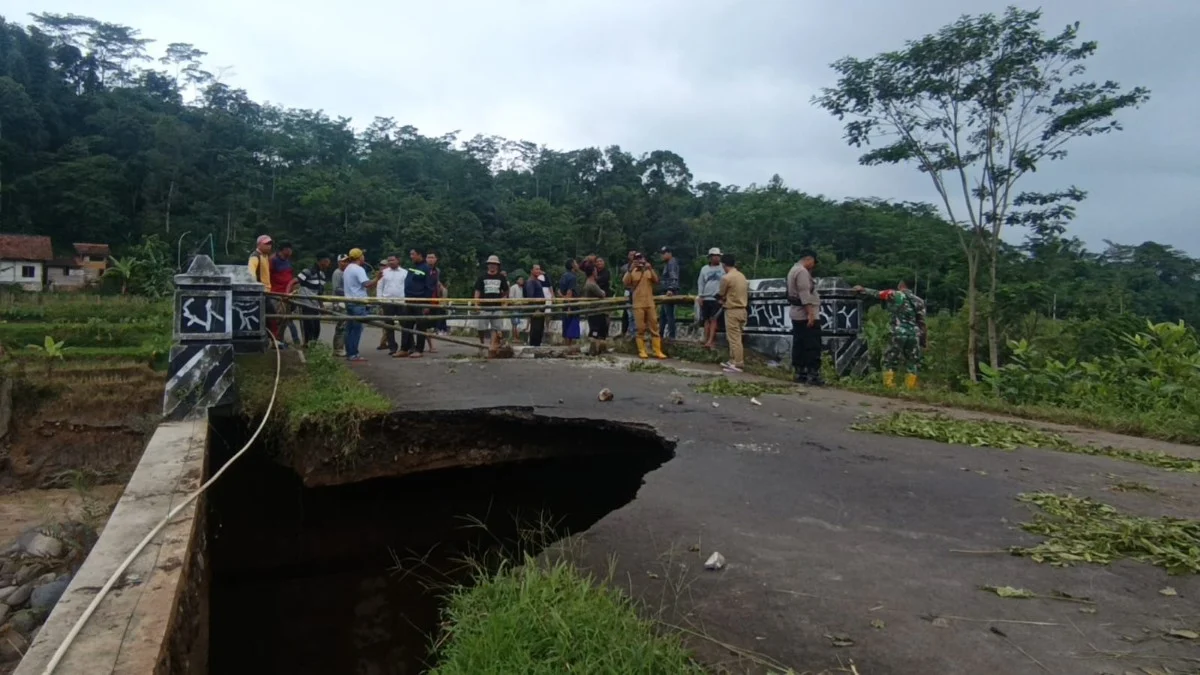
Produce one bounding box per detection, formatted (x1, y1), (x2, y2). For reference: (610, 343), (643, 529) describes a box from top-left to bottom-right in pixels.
(1, 12), (1198, 332)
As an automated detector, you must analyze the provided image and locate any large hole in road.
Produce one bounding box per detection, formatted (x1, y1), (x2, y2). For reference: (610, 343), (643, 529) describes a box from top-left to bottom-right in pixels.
(205, 410), (675, 675)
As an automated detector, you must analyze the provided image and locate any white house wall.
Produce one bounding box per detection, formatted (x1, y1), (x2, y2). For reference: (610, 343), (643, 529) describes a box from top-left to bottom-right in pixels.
(0, 260), (45, 291)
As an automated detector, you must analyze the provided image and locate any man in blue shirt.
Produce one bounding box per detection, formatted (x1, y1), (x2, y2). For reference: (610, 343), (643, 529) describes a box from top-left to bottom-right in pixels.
(558, 259), (581, 345)
(342, 248), (376, 362)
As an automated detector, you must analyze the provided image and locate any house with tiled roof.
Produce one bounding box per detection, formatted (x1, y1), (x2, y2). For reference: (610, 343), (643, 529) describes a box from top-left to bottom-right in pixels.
(0, 234), (53, 291)
(73, 242), (111, 280)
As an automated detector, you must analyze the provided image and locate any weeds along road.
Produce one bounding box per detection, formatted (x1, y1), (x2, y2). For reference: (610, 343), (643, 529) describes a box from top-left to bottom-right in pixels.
(344, 328), (1200, 675)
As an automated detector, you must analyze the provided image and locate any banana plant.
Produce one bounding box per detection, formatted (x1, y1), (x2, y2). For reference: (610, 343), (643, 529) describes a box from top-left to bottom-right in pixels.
(27, 335), (67, 375)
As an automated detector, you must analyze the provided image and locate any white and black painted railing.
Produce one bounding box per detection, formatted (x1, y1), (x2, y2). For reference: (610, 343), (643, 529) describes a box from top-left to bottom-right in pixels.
(163, 256), (266, 420)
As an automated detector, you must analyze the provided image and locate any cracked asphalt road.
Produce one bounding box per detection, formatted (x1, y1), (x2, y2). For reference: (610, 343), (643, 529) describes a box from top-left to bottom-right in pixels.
(349, 330), (1200, 675)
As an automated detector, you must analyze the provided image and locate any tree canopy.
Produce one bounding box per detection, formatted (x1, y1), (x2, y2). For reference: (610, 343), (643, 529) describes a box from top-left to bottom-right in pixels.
(0, 11), (1197, 333)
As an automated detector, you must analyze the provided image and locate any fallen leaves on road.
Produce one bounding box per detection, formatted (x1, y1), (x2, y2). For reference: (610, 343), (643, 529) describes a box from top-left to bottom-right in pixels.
(825, 632), (855, 647)
(850, 412), (1200, 473)
(1013, 492), (1200, 575)
(692, 378), (795, 398)
(982, 585), (1036, 599)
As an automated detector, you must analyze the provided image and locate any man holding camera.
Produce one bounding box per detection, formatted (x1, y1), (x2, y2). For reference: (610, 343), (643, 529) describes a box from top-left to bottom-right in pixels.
(622, 252), (668, 360)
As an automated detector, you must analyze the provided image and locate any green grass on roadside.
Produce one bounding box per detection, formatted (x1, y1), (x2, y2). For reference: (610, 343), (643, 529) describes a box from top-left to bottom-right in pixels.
(840, 379), (1200, 446)
(237, 344), (391, 441)
(431, 557), (704, 675)
(852, 411), (1200, 473)
(1014, 492), (1200, 575)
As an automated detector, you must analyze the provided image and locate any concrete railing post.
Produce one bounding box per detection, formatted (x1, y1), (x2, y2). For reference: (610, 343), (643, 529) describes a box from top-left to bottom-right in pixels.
(218, 263), (268, 353)
(163, 255), (236, 419)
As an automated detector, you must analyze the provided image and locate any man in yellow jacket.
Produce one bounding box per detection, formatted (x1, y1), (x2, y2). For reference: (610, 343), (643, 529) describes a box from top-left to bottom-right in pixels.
(247, 234), (273, 289)
(622, 252), (667, 360)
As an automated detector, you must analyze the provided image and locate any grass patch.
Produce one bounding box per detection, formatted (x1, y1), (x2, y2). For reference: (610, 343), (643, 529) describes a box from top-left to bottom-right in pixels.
(431, 557), (704, 675)
(1013, 492), (1200, 575)
(851, 411), (1200, 473)
(237, 344), (391, 442)
(692, 377), (795, 398)
(0, 295), (170, 323)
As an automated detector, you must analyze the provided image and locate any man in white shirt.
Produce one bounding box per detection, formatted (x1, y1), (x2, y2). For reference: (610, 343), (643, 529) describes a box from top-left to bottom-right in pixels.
(377, 254), (408, 355)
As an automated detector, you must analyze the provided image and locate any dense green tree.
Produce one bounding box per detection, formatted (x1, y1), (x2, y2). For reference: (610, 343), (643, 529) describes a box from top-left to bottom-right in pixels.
(0, 9), (1194, 354)
(813, 6), (1151, 379)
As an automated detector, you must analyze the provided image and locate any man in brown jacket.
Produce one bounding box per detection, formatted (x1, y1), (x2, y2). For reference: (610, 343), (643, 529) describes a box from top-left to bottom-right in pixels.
(786, 252), (823, 385)
(622, 252), (667, 359)
(718, 253), (749, 373)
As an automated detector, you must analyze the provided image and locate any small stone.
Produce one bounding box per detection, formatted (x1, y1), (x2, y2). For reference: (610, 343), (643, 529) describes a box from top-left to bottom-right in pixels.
(668, 389), (685, 405)
(8, 608), (39, 634)
(0, 586), (16, 604)
(6, 583), (33, 607)
(0, 560), (18, 577)
(0, 604), (8, 624)
(30, 578), (70, 612)
(34, 573), (56, 585)
(711, 401), (719, 408)
(704, 552), (726, 571)
(25, 533), (64, 559)
(13, 564), (42, 586)
(597, 388), (613, 402)
(1159, 587), (1178, 597)
(0, 629), (29, 662)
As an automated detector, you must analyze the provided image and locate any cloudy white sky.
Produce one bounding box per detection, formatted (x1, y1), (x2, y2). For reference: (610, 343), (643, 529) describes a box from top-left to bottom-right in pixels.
(4, 0), (1197, 254)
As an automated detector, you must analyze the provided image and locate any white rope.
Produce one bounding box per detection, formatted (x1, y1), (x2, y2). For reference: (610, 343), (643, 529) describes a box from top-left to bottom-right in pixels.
(41, 338), (284, 674)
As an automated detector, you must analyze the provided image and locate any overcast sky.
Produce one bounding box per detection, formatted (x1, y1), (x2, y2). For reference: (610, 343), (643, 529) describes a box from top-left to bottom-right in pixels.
(5, 0), (1197, 254)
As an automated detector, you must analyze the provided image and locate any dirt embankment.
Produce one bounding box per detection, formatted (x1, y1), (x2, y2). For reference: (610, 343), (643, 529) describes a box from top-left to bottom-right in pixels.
(1, 366), (163, 494)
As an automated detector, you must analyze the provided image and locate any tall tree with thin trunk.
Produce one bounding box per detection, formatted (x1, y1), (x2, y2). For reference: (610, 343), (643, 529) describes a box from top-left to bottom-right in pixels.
(812, 6), (1149, 380)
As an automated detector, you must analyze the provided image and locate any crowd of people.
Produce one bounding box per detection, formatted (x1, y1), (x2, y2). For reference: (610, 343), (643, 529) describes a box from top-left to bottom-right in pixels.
(247, 234), (926, 387)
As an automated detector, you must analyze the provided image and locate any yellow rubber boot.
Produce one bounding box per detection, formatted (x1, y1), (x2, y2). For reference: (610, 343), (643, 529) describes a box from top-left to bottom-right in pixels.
(883, 370), (896, 389)
(636, 336), (649, 359)
(652, 337), (667, 360)
(905, 373), (919, 390)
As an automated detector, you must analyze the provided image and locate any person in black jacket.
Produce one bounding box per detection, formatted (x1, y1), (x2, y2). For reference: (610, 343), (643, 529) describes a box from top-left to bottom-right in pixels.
(524, 263), (548, 346)
(399, 248), (434, 357)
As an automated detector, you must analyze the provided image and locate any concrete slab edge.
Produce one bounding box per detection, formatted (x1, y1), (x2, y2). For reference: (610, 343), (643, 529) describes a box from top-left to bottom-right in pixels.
(14, 418), (208, 675)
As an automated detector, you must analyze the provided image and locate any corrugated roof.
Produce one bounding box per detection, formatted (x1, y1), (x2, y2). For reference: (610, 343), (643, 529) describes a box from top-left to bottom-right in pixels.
(73, 242), (111, 256)
(0, 234), (53, 261)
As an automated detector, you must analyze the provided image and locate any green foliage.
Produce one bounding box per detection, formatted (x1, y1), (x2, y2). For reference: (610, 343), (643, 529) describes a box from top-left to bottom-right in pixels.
(26, 335), (67, 359)
(432, 558), (703, 675)
(979, 321), (1200, 435)
(852, 411), (1200, 473)
(1014, 493), (1200, 575)
(692, 377), (795, 398)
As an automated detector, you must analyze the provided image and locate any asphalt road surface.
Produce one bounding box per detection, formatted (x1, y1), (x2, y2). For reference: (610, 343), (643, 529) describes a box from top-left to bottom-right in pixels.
(347, 328), (1200, 675)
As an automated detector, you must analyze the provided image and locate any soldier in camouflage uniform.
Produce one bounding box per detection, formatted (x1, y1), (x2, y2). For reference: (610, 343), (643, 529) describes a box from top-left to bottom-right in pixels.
(853, 281), (926, 389)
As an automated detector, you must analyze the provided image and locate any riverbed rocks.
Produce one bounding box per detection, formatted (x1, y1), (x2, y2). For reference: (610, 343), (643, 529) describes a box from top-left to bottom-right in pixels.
(0, 522), (95, 666)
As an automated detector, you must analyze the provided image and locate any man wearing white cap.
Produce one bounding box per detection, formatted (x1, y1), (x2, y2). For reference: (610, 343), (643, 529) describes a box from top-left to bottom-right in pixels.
(697, 247), (726, 349)
(248, 235), (273, 289)
(474, 254), (510, 355)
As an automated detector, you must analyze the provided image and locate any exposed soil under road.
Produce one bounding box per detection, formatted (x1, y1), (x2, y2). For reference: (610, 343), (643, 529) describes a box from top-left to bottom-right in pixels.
(337, 327), (1200, 675)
